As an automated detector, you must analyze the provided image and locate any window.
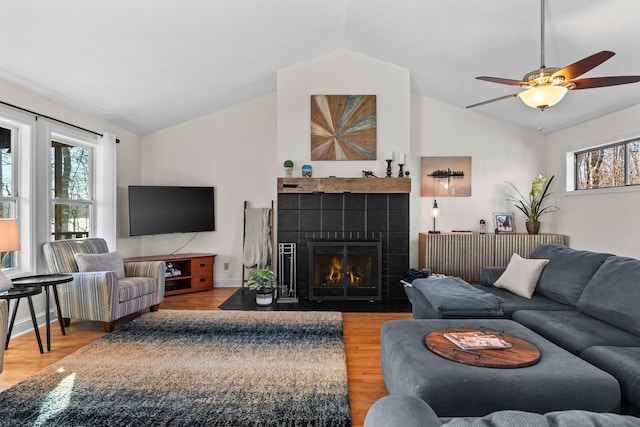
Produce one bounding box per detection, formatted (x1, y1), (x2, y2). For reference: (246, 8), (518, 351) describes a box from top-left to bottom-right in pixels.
(575, 138), (640, 190)
(0, 124), (18, 268)
(51, 139), (92, 240)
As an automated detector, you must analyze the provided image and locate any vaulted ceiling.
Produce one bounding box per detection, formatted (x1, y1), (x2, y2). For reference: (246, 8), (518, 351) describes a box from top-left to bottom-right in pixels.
(2, 0), (640, 136)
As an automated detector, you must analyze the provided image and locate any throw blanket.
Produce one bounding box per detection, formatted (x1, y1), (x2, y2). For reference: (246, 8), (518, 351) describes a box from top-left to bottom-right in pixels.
(242, 207), (271, 268)
(413, 276), (504, 316)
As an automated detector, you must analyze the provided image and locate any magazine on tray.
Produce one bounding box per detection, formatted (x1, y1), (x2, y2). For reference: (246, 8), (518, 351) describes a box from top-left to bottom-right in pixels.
(443, 331), (512, 350)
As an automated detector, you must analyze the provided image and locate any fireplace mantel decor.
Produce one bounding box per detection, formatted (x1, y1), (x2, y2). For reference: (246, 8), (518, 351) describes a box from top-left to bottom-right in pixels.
(277, 177), (410, 194)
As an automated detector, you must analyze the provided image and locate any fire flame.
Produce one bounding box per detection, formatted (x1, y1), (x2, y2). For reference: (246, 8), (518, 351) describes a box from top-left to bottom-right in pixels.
(324, 256), (363, 286)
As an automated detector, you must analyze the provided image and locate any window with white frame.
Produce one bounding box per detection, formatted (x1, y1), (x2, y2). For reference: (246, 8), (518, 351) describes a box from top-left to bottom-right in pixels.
(0, 124), (18, 268)
(50, 136), (93, 240)
(574, 137), (640, 190)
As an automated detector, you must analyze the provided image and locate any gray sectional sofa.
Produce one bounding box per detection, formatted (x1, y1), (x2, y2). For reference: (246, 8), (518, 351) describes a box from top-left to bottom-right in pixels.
(402, 244), (640, 416)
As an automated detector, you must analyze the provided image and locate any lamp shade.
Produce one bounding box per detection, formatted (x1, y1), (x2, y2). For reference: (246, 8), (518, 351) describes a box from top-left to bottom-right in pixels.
(519, 86), (568, 109)
(0, 219), (20, 252)
(0, 219), (20, 291)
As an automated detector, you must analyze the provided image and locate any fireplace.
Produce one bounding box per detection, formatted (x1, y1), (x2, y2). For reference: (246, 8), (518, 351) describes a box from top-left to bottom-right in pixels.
(308, 241), (381, 301)
(277, 179), (410, 301)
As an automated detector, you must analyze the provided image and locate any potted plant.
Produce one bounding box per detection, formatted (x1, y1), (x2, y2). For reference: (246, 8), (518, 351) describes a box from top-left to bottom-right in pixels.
(283, 160), (294, 177)
(247, 269), (276, 306)
(506, 172), (559, 234)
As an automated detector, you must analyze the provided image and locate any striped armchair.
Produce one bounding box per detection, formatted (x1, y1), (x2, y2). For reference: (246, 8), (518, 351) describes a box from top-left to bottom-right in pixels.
(42, 238), (165, 332)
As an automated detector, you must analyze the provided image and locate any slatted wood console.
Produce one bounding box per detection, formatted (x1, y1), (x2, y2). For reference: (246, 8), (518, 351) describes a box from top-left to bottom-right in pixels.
(419, 232), (566, 282)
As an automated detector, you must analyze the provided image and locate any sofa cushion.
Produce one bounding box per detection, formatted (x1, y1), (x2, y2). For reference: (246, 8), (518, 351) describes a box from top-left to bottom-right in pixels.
(482, 287), (574, 317)
(577, 256), (640, 336)
(530, 244), (613, 306)
(512, 310), (640, 354)
(580, 346), (640, 409)
(118, 277), (157, 302)
(412, 277), (504, 317)
(445, 410), (640, 427)
(494, 253), (549, 298)
(75, 251), (126, 280)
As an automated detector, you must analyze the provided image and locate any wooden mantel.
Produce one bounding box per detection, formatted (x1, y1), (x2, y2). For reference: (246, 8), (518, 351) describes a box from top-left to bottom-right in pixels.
(277, 177), (411, 194)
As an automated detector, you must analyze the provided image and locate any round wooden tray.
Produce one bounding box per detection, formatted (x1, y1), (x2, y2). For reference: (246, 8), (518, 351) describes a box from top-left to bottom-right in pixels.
(425, 328), (541, 369)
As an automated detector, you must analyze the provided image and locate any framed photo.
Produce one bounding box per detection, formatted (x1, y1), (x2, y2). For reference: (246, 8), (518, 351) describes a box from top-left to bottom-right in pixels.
(493, 212), (515, 233)
(420, 156), (472, 197)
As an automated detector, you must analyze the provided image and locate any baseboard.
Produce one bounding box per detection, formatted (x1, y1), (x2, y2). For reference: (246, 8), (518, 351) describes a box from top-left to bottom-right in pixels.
(214, 279), (242, 288)
(9, 308), (57, 339)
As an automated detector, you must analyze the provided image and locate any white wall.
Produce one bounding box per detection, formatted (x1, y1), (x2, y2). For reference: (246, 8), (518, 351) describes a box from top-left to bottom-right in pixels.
(409, 95), (548, 266)
(546, 104), (640, 258)
(137, 93), (278, 286)
(136, 49), (553, 281)
(277, 49), (411, 178)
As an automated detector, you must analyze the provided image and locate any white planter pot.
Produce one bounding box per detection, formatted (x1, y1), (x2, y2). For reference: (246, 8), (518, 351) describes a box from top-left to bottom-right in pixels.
(256, 291), (273, 306)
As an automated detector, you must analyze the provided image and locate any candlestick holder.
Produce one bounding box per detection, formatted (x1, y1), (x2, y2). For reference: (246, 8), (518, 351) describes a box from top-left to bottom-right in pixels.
(398, 164), (405, 178)
(385, 159), (393, 178)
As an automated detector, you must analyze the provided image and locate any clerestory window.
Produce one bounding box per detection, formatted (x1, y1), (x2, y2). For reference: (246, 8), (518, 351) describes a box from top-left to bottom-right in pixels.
(574, 138), (640, 190)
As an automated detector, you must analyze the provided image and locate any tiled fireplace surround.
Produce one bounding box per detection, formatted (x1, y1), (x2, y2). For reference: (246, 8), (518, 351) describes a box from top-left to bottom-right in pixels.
(277, 192), (410, 300)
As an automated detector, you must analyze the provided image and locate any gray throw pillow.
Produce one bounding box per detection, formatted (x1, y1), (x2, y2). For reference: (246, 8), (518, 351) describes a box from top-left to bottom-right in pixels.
(75, 251), (126, 280)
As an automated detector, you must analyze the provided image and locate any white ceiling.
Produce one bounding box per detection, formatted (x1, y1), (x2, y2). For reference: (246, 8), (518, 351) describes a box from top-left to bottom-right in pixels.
(2, 0), (640, 136)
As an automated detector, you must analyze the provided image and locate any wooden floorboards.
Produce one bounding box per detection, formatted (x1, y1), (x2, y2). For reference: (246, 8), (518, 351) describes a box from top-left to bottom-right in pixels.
(0, 287), (411, 427)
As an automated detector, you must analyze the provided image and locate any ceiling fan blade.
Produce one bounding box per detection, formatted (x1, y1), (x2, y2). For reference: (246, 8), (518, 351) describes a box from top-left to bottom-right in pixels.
(570, 76), (640, 90)
(476, 76), (525, 86)
(553, 50), (615, 81)
(466, 93), (519, 108)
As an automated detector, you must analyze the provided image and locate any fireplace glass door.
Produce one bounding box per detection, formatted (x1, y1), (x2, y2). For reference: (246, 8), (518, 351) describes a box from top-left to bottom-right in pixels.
(308, 241), (381, 301)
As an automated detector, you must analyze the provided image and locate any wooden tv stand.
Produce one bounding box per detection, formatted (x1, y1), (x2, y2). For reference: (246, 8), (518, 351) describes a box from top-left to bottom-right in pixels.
(124, 253), (216, 296)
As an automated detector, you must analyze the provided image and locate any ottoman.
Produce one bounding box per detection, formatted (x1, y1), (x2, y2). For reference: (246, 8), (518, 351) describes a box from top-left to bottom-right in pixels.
(381, 319), (620, 417)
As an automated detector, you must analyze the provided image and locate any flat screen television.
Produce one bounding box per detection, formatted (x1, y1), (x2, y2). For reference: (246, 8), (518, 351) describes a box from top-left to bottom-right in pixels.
(128, 185), (215, 236)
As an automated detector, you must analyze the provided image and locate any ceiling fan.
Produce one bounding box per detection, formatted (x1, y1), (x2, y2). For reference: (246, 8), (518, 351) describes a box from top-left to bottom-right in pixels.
(467, 0), (640, 110)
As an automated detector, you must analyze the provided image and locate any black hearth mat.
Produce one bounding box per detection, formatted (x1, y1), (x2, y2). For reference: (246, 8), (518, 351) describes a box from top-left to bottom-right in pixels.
(218, 288), (411, 313)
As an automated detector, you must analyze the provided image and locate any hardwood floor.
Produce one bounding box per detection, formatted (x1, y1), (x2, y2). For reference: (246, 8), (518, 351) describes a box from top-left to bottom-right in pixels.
(0, 287), (411, 427)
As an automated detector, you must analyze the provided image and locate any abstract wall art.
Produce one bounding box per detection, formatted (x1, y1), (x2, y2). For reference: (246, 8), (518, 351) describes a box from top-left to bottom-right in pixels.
(310, 95), (377, 161)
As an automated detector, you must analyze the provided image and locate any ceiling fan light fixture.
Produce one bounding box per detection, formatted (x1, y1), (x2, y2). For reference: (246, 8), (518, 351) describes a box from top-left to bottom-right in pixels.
(519, 85), (568, 110)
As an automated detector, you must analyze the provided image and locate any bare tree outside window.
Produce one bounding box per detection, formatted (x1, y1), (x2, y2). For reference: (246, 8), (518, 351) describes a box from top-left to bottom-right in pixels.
(576, 139), (639, 190)
(629, 141), (640, 185)
(51, 141), (92, 240)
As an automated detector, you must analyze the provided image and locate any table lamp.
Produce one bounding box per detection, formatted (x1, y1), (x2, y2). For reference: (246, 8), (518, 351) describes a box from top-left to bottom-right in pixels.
(0, 219), (20, 293)
(428, 200), (441, 234)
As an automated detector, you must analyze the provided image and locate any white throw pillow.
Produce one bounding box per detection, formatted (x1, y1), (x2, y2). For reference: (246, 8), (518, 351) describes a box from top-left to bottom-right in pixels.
(75, 251), (126, 280)
(494, 253), (549, 299)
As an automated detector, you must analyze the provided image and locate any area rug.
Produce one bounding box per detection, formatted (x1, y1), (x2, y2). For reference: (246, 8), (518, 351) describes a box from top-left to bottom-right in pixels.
(0, 310), (351, 426)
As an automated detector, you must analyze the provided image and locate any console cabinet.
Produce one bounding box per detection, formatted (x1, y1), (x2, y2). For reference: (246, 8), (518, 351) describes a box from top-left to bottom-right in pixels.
(418, 233), (566, 282)
(124, 253), (216, 296)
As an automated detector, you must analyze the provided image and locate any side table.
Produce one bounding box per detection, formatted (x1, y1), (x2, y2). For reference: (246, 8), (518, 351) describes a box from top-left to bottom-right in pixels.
(11, 274), (73, 352)
(0, 286), (44, 353)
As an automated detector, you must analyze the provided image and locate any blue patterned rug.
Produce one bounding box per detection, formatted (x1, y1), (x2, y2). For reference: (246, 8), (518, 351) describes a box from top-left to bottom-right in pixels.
(0, 310), (351, 426)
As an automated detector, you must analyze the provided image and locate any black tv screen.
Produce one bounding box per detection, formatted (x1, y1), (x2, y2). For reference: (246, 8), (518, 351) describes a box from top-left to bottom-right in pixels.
(128, 186), (215, 236)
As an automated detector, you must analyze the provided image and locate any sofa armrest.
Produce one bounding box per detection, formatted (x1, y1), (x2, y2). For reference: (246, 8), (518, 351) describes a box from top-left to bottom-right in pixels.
(480, 267), (506, 287)
(0, 299), (7, 373)
(124, 261), (165, 303)
(57, 271), (120, 322)
(364, 395), (441, 427)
